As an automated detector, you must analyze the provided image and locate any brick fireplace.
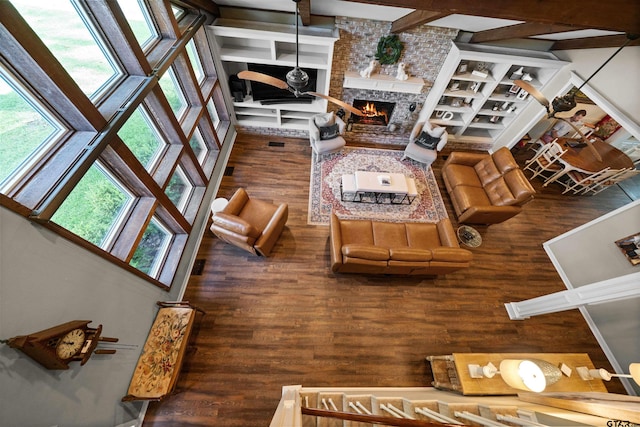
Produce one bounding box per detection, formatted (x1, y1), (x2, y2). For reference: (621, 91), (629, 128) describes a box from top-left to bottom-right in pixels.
(331, 18), (458, 145)
(236, 17), (458, 144)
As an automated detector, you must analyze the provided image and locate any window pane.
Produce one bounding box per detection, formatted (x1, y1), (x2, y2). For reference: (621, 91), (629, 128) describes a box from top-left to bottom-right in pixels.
(51, 164), (132, 247)
(116, 0), (157, 50)
(189, 128), (207, 163)
(12, 0), (121, 99)
(0, 71), (63, 190)
(158, 67), (188, 120)
(171, 4), (185, 20)
(186, 39), (205, 83)
(207, 99), (220, 129)
(130, 217), (171, 275)
(117, 106), (163, 170)
(165, 166), (192, 211)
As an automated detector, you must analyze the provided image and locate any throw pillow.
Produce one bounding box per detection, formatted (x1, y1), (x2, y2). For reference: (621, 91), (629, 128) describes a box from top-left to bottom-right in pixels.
(319, 123), (340, 140)
(314, 112), (335, 128)
(427, 125), (445, 138)
(414, 131), (440, 150)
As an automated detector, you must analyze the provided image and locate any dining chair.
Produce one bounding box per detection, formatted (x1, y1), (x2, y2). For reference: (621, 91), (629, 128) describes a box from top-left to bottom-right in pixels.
(582, 167), (640, 195)
(559, 167), (612, 195)
(523, 141), (567, 182)
(621, 145), (640, 166)
(526, 137), (546, 153)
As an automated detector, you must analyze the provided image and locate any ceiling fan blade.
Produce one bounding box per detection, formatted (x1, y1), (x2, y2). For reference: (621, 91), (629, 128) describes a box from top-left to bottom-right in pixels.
(514, 80), (551, 112)
(306, 91), (364, 116)
(237, 70), (290, 91)
(585, 140), (603, 162)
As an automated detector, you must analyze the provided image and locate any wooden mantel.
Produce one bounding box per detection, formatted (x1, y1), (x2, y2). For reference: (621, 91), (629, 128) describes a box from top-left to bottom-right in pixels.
(343, 71), (424, 94)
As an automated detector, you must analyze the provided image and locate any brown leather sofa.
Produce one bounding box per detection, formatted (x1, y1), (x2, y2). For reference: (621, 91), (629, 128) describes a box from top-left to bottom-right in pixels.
(330, 212), (472, 275)
(441, 147), (535, 224)
(210, 188), (288, 256)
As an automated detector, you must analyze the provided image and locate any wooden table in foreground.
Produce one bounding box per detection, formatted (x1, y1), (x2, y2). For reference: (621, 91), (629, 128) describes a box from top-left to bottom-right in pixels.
(557, 137), (633, 173)
(426, 353), (608, 395)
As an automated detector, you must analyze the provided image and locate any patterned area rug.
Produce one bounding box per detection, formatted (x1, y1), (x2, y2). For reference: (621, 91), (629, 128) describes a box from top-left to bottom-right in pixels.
(308, 147), (448, 225)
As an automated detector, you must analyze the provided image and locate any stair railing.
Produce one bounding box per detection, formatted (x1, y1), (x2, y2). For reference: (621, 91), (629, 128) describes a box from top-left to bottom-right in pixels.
(301, 406), (461, 427)
(415, 407), (464, 425)
(381, 402), (415, 419)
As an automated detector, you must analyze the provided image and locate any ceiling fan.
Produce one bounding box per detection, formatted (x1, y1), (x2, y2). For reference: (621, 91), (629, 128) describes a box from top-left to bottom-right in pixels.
(514, 33), (638, 119)
(514, 77), (603, 161)
(237, 0), (363, 116)
(513, 33), (638, 161)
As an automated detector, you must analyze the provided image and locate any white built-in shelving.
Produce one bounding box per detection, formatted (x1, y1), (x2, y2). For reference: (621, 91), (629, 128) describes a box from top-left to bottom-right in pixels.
(208, 18), (338, 130)
(422, 42), (568, 147)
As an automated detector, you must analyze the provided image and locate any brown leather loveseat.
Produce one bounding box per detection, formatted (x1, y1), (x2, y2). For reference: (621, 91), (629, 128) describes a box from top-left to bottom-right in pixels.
(441, 147), (535, 224)
(330, 212), (472, 276)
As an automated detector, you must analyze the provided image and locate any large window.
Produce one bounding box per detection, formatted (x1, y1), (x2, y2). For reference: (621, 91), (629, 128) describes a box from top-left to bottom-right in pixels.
(116, 0), (158, 51)
(0, 69), (65, 190)
(117, 106), (165, 170)
(186, 39), (205, 83)
(165, 166), (193, 212)
(12, 0), (122, 99)
(51, 164), (134, 248)
(0, 1), (229, 288)
(130, 217), (172, 276)
(159, 67), (188, 121)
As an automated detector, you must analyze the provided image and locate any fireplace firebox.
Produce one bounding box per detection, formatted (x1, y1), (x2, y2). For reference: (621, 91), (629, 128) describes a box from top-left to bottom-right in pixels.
(352, 99), (396, 126)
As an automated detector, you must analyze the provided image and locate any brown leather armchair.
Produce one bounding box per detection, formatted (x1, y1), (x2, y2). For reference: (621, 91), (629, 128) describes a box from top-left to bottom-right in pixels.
(441, 147), (535, 224)
(210, 188), (288, 256)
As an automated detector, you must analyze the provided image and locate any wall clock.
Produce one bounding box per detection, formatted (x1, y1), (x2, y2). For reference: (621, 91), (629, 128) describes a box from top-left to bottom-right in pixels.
(7, 320), (118, 370)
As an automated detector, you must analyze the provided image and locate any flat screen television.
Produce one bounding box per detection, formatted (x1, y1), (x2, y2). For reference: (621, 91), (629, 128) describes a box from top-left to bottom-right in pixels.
(247, 63), (317, 104)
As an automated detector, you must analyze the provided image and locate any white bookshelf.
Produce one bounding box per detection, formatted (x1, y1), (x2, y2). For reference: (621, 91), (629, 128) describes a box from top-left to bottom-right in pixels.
(422, 42), (568, 148)
(208, 19), (338, 130)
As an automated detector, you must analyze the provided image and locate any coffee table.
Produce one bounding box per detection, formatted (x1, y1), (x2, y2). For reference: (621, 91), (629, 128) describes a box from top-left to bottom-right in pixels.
(341, 171), (416, 204)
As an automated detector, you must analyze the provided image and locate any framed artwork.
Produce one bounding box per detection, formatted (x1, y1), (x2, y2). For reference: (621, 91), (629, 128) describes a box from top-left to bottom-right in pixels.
(516, 88), (528, 100)
(615, 232), (640, 265)
(594, 114), (622, 140)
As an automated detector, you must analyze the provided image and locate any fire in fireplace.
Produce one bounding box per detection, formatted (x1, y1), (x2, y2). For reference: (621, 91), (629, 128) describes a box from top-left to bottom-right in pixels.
(352, 99), (396, 126)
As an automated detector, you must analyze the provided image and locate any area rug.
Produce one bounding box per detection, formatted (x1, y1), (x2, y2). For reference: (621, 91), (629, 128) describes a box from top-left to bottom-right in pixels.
(308, 147), (448, 225)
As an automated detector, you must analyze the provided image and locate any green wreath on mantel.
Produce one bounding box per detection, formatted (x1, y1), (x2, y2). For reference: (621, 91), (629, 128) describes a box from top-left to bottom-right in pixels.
(375, 35), (403, 65)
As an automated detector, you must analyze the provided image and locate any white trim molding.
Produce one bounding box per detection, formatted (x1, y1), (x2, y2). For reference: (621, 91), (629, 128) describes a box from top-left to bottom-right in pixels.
(505, 271), (640, 320)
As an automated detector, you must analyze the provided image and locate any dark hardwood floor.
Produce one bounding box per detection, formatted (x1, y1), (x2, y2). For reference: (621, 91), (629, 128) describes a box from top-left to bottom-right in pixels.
(143, 135), (633, 426)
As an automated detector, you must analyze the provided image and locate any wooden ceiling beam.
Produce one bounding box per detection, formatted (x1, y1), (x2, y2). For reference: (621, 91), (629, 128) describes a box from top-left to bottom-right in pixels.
(177, 0), (220, 16)
(470, 22), (578, 43)
(297, 0), (311, 26)
(390, 10), (451, 33)
(346, 0), (640, 35)
(551, 34), (640, 50)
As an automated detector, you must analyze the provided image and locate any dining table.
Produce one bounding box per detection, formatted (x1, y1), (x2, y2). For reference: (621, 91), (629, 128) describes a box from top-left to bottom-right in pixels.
(542, 137), (634, 186)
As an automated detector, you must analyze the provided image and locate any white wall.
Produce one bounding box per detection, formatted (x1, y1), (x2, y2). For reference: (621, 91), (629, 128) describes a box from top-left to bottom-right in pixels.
(554, 46), (640, 119)
(544, 200), (640, 395)
(0, 135), (234, 427)
(0, 208), (163, 427)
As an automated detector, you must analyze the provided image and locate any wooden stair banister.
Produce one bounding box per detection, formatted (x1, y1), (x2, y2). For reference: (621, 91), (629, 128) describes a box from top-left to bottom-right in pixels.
(301, 406), (460, 426)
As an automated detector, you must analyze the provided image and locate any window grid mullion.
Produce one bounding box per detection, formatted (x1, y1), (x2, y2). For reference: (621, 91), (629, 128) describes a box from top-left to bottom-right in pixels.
(1, 0), (223, 288)
(82, 0), (153, 76)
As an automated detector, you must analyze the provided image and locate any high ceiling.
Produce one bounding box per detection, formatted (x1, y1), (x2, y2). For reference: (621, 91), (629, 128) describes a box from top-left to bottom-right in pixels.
(207, 0), (640, 50)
